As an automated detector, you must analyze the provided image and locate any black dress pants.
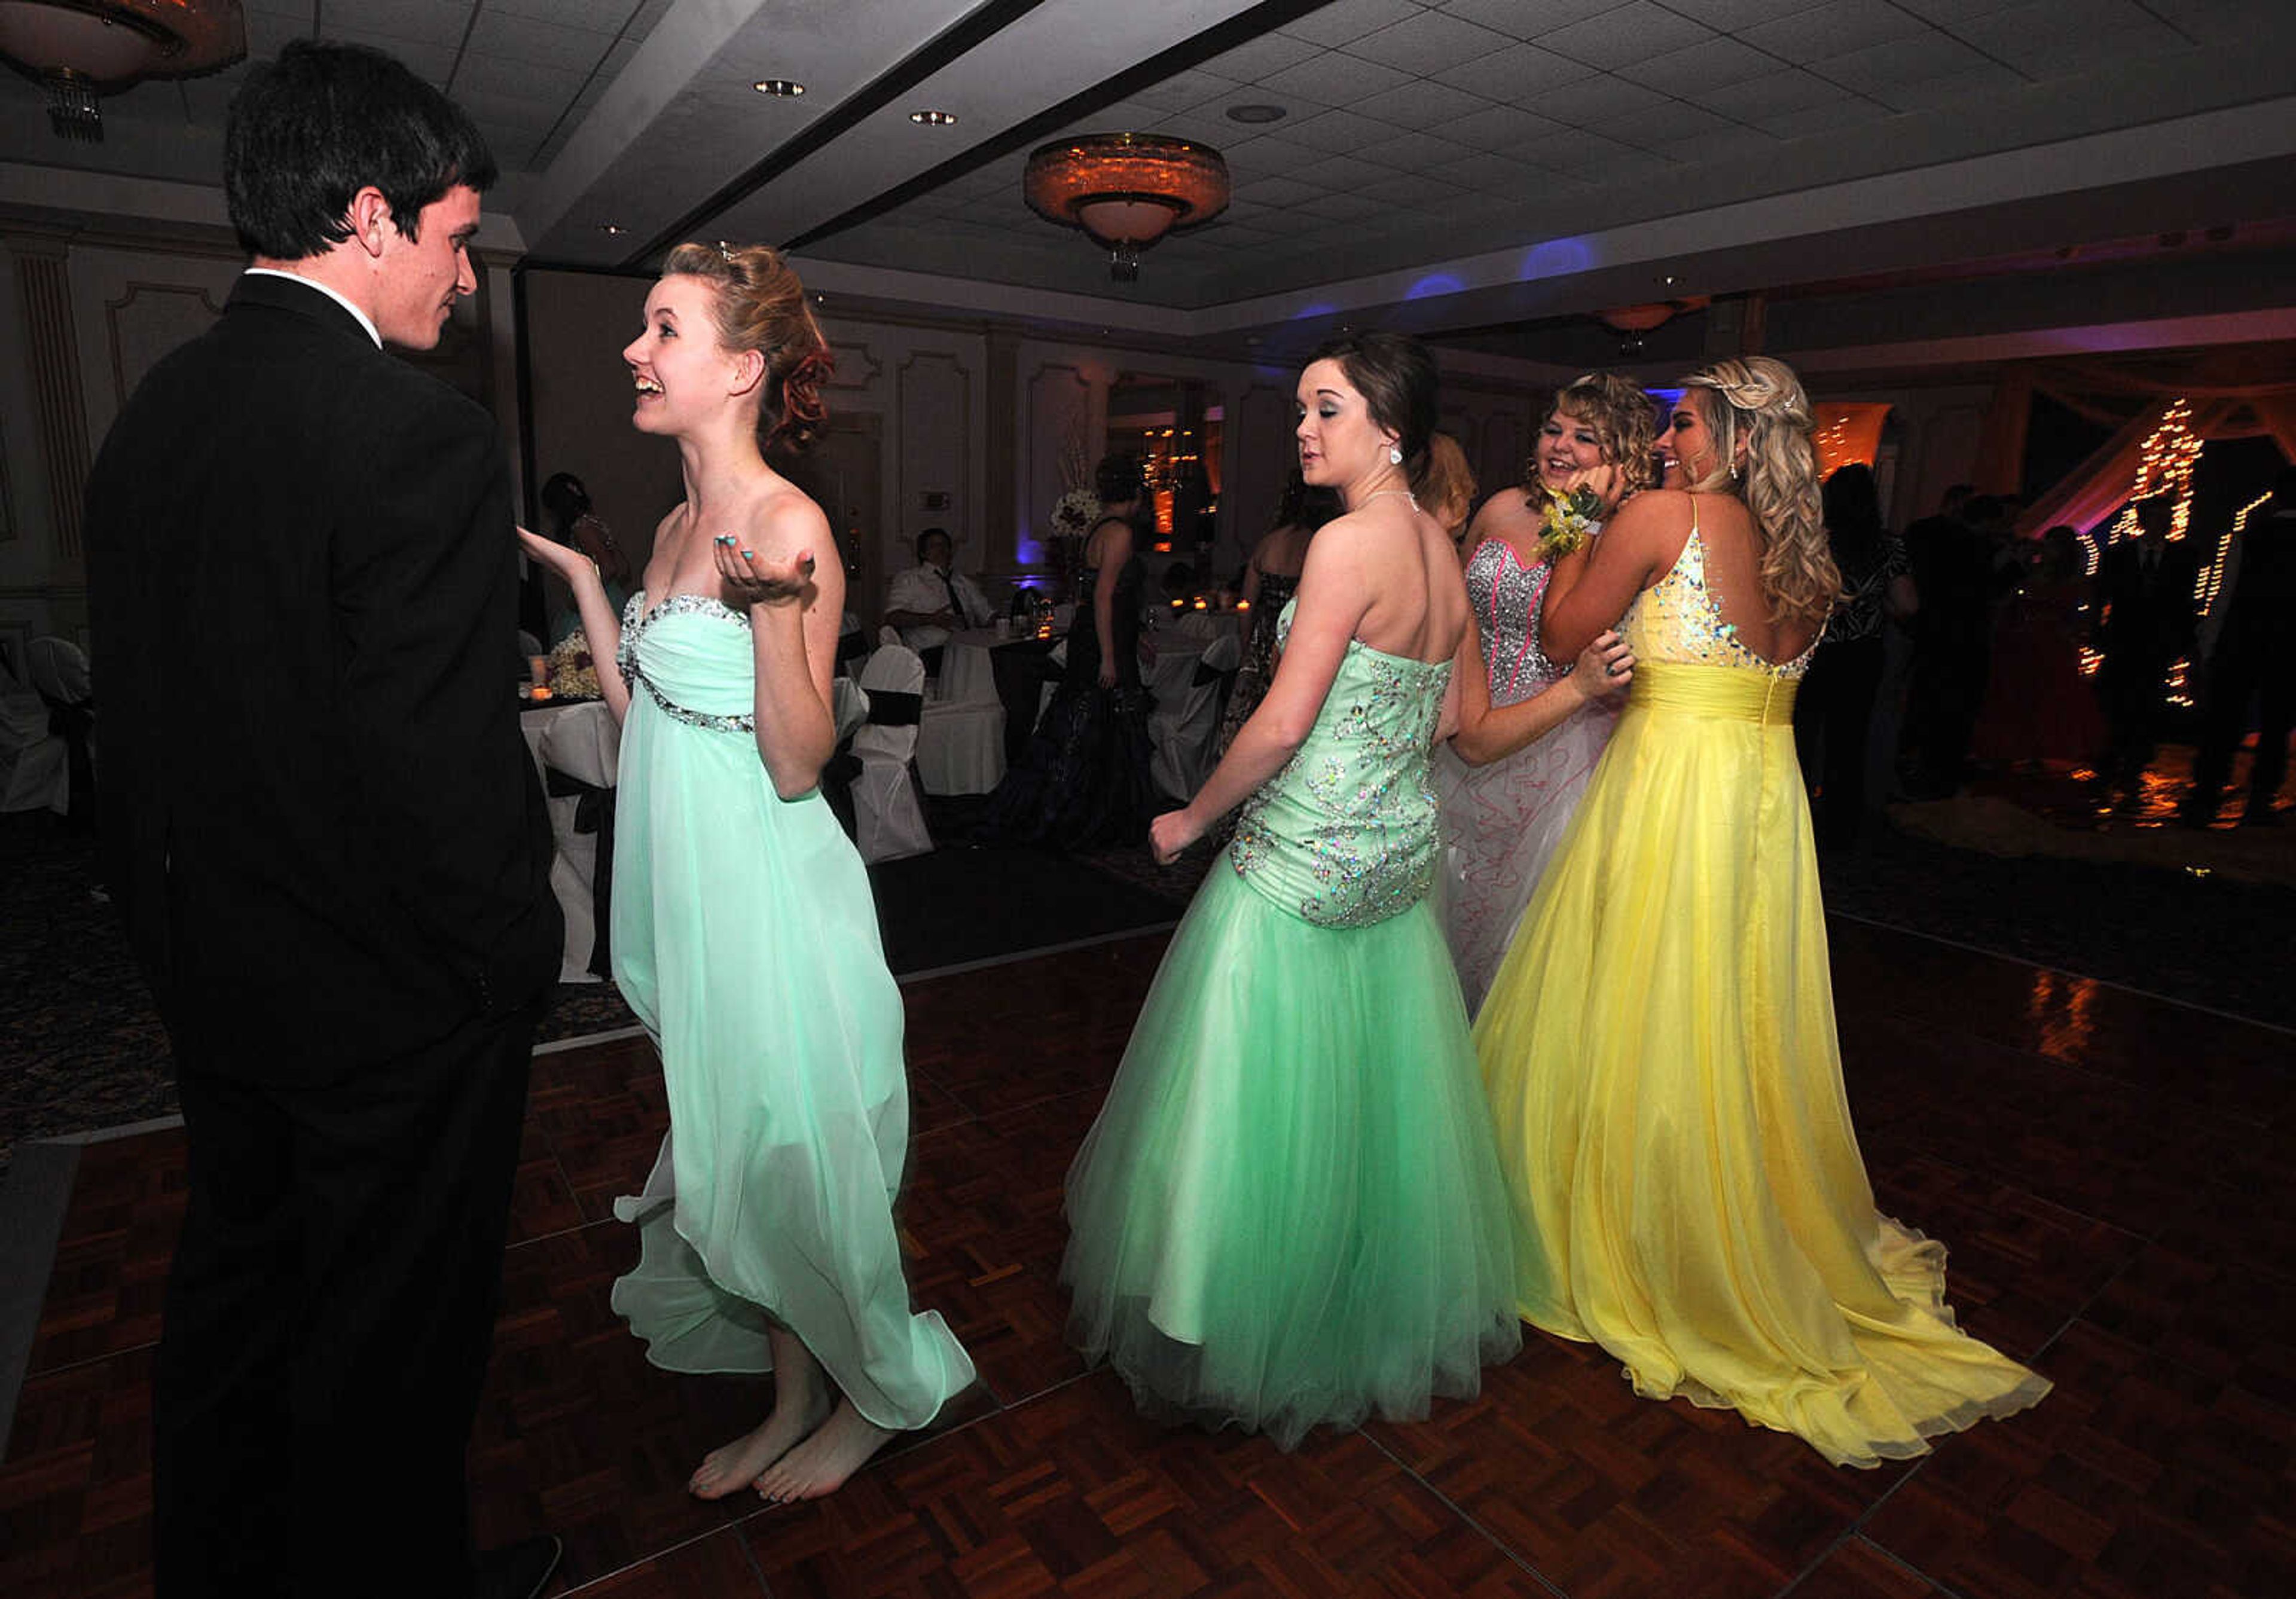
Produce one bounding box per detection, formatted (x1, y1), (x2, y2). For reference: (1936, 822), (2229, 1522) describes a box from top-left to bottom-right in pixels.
(2191, 624), (2295, 814)
(1794, 634), (1885, 848)
(154, 1003), (541, 1598)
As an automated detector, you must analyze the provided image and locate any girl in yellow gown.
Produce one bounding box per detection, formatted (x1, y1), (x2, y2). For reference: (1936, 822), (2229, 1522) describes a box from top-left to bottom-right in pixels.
(1474, 358), (2049, 1467)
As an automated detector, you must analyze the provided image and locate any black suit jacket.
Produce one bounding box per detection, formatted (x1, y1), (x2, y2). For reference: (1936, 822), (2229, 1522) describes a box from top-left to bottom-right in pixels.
(84, 273), (560, 1082)
(2096, 537), (2200, 667)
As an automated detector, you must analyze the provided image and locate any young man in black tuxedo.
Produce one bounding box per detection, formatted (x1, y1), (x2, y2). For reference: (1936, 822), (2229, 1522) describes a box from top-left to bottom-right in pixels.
(83, 41), (562, 1599)
(2094, 494), (2202, 792)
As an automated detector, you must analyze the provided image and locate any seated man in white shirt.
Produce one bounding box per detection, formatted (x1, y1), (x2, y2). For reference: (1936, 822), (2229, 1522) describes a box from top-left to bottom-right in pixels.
(883, 527), (994, 675)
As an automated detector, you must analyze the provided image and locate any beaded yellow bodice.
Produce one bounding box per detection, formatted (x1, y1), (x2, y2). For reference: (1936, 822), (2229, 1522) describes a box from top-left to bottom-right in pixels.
(1620, 501), (1818, 679)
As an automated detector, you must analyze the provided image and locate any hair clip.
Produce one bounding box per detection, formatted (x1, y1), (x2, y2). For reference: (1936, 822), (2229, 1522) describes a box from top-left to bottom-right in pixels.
(717, 240), (735, 264)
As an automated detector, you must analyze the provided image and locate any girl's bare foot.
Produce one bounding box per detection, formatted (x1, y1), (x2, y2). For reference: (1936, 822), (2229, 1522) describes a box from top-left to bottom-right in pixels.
(688, 1329), (830, 1499)
(752, 1398), (894, 1503)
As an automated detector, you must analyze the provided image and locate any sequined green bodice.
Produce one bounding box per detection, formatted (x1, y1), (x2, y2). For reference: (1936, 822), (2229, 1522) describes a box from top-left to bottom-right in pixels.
(1621, 505), (1816, 679)
(1228, 600), (1452, 928)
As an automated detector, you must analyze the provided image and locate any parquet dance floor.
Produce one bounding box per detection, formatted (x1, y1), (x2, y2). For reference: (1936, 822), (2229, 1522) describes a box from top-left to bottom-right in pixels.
(5, 917), (2290, 1597)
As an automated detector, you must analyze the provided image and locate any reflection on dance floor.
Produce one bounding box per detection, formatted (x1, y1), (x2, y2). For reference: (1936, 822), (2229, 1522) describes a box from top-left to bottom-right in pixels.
(6, 916), (2289, 1598)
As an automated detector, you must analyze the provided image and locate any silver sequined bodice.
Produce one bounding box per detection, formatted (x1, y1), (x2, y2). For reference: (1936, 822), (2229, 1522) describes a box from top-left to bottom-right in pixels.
(1466, 535), (1565, 707)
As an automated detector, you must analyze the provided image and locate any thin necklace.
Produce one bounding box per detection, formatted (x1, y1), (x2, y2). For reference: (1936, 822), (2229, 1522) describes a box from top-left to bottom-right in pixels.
(1363, 488), (1417, 506)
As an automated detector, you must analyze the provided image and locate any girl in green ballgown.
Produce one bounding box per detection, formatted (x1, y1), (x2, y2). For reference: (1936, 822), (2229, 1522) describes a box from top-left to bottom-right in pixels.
(525, 243), (972, 1504)
(1062, 332), (1626, 1446)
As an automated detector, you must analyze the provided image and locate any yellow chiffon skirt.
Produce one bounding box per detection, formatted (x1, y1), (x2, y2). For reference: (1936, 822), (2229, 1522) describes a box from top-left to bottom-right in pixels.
(1474, 661), (2049, 1466)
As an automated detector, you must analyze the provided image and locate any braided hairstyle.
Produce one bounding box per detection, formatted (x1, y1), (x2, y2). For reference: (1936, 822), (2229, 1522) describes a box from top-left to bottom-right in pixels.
(660, 242), (832, 451)
(1679, 356), (1836, 630)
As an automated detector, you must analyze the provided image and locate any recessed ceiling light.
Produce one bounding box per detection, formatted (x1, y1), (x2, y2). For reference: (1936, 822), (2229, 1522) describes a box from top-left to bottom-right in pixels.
(1226, 103), (1286, 124)
(754, 78), (805, 96)
(909, 108), (958, 126)
(599, 223), (625, 235)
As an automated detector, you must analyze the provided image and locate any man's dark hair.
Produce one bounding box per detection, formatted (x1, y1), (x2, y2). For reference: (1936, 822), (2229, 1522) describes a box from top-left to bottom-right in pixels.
(915, 527), (951, 560)
(225, 39), (498, 260)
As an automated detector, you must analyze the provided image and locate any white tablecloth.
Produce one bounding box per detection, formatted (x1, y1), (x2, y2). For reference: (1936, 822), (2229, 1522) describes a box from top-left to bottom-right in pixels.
(934, 628), (1005, 705)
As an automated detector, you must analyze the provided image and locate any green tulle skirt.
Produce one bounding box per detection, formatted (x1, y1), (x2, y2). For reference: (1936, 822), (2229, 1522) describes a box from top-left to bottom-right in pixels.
(1061, 866), (1522, 1448)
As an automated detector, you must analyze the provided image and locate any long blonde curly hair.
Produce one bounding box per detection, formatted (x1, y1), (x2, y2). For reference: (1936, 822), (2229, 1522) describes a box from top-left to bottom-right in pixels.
(1679, 356), (1835, 630)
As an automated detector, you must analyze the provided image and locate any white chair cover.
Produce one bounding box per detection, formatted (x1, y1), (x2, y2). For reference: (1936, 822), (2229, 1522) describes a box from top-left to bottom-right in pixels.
(24, 637), (91, 816)
(0, 683), (64, 814)
(917, 696), (1005, 796)
(1149, 631), (1239, 801)
(831, 676), (870, 743)
(852, 642), (933, 862)
(523, 700), (621, 984)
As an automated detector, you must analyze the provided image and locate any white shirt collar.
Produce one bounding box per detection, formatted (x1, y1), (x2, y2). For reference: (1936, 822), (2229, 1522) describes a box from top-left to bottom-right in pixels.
(242, 268), (383, 349)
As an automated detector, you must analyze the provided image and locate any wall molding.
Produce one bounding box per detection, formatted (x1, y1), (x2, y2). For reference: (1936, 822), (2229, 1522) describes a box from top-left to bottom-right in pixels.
(103, 280), (225, 405)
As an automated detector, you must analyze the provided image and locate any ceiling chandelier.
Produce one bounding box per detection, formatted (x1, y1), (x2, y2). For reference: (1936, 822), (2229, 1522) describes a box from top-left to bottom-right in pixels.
(0, 1), (248, 142)
(1024, 132), (1229, 282)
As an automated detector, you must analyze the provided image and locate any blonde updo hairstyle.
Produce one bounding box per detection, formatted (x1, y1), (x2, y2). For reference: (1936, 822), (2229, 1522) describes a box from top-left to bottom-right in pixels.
(1678, 356), (1836, 630)
(1538, 372), (1659, 501)
(660, 242), (832, 452)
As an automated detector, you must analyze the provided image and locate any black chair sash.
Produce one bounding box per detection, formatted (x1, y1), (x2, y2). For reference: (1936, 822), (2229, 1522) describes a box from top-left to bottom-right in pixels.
(545, 765), (616, 979)
(865, 689), (922, 727)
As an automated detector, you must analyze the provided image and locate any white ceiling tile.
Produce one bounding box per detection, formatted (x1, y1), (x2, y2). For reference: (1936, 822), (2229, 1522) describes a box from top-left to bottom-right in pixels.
(1222, 136), (1329, 176)
(1277, 108), (1403, 152)
(1352, 78), (1495, 128)
(1437, 100), (1567, 151)
(1738, 0), (1931, 62)
(1431, 41), (1587, 98)
(1891, 0), (2028, 19)
(1292, 191), (1393, 222)
(1812, 32), (1996, 93)
(1650, 0), (1827, 25)
(1689, 66), (1850, 119)
(1429, 149), (1549, 195)
(488, 0), (644, 30)
(1573, 147), (1675, 182)
(1259, 49), (1418, 105)
(1202, 32), (1324, 83)
(1751, 95), (1891, 138)
(1955, 1), (2192, 75)
(1616, 36), (1779, 94)
(2136, 0), (2294, 46)
(325, 25), (456, 83)
(1235, 175), (1322, 207)
(1341, 10), (1518, 75)
(324, 0), (474, 49)
(1521, 73), (1672, 124)
(1291, 152), (1399, 190)
(1131, 69), (1244, 113)
(1358, 170), (1468, 205)
(1279, 0), (1430, 48)
(456, 53), (589, 108)
(466, 9), (619, 73)
(1870, 63), (2025, 109)
(1538, 1), (1716, 68)
(1361, 127), (1475, 167)
(1508, 126), (1637, 171)
(1595, 98), (1738, 148)
(1152, 111), (1258, 147)
(1683, 124), (1787, 163)
(1437, 0), (1613, 41)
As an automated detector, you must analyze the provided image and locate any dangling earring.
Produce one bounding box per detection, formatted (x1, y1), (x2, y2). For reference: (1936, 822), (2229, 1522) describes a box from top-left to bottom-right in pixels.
(1387, 443), (1403, 465)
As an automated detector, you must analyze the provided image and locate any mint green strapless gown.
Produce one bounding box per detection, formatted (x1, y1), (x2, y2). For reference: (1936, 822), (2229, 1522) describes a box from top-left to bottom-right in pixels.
(1062, 602), (1522, 1447)
(607, 592), (974, 1430)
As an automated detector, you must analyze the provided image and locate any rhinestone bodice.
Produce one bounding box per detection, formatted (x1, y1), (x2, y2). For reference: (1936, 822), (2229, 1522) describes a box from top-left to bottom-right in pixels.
(1465, 535), (1567, 706)
(1228, 599), (1452, 929)
(1621, 508), (1816, 679)
(619, 590), (758, 734)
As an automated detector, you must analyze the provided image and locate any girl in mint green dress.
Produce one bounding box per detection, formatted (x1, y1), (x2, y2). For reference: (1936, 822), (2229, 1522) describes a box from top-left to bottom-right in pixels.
(1062, 334), (1532, 1446)
(529, 243), (971, 1505)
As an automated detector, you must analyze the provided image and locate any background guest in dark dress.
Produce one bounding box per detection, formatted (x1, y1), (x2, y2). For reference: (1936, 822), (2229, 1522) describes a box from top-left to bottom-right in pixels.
(2184, 466), (2296, 825)
(1219, 467), (1342, 758)
(81, 41), (561, 1599)
(2095, 494), (2201, 793)
(1904, 490), (2002, 797)
(1795, 464), (1912, 847)
(1973, 525), (2108, 770)
(981, 453), (1158, 848)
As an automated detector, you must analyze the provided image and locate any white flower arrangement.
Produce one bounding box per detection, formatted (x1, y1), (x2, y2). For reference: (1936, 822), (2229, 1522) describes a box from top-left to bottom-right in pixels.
(1051, 486), (1101, 539)
(547, 631), (601, 699)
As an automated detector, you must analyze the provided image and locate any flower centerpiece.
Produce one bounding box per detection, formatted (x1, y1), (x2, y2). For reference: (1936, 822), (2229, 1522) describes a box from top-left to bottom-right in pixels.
(547, 631), (601, 700)
(1536, 484), (1604, 563)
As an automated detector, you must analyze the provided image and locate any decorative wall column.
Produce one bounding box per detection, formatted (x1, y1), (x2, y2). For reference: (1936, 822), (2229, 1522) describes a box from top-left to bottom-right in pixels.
(984, 324), (1021, 571)
(480, 254), (525, 520)
(13, 234), (90, 563)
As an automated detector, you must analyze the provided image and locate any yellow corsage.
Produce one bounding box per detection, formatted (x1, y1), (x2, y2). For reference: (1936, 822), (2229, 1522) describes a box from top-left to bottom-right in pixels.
(1537, 485), (1604, 562)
